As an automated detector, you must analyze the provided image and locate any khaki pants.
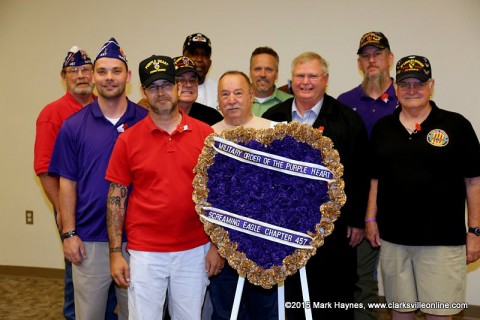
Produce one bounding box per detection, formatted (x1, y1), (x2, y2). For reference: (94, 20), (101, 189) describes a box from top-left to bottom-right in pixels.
(72, 242), (129, 320)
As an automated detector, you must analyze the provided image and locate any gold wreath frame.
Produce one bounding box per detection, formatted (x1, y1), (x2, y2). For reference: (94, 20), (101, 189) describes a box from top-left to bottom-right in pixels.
(193, 122), (345, 289)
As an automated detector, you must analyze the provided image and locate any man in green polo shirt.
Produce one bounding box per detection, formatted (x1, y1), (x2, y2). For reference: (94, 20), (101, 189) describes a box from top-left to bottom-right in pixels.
(249, 47), (292, 116)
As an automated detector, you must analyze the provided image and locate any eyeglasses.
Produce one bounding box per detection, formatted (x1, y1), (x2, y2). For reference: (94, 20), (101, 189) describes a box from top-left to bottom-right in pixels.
(177, 78), (198, 86)
(396, 80), (430, 91)
(66, 66), (93, 75)
(145, 82), (174, 94)
(293, 73), (326, 81)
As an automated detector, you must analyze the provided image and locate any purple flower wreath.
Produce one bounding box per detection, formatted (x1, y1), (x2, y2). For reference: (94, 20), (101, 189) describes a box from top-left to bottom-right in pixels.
(193, 122), (345, 288)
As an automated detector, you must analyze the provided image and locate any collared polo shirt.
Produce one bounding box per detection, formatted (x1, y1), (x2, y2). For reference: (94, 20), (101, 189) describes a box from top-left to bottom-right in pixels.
(106, 110), (213, 252)
(251, 87), (293, 117)
(34, 91), (93, 175)
(49, 99), (148, 241)
(371, 102), (480, 246)
(338, 81), (398, 136)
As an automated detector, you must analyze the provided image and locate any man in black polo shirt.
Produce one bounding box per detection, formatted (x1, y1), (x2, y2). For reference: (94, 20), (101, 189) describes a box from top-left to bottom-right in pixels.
(366, 55), (480, 319)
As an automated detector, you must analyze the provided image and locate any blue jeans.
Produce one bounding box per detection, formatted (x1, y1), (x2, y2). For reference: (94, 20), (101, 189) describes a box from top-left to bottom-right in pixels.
(64, 259), (75, 320)
(209, 263), (278, 320)
(105, 284), (118, 320)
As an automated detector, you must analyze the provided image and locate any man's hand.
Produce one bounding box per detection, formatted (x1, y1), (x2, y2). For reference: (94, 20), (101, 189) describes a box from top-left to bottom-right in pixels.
(467, 233), (480, 264)
(205, 244), (225, 277)
(63, 236), (86, 265)
(347, 226), (365, 247)
(366, 222), (381, 248)
(110, 253), (130, 288)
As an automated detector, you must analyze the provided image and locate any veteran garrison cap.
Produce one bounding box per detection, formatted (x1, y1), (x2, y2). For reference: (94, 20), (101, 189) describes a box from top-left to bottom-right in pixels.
(139, 55), (176, 87)
(396, 55), (432, 82)
(357, 31), (391, 54)
(62, 46), (92, 69)
(95, 37), (128, 66)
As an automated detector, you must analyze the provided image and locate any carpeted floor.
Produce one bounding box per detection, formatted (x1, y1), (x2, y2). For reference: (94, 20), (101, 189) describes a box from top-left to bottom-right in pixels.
(0, 273), (475, 320)
(0, 275), (64, 319)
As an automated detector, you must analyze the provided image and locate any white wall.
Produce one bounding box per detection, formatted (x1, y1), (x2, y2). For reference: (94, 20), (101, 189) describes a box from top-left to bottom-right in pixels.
(1, 0), (479, 305)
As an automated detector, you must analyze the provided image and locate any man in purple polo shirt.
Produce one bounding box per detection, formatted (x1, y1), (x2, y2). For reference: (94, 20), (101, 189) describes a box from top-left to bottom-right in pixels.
(49, 37), (148, 319)
(337, 31), (397, 320)
(338, 32), (398, 137)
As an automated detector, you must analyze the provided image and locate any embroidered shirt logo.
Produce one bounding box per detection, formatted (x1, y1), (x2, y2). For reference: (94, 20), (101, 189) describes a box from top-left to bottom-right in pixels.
(427, 129), (449, 147)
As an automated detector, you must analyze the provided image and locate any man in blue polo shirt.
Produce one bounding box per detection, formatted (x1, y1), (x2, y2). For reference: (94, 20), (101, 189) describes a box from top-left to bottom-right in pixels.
(337, 31), (398, 320)
(49, 37), (148, 319)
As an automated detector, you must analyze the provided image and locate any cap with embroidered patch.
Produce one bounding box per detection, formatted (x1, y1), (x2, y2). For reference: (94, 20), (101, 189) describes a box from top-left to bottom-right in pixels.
(95, 37), (128, 66)
(357, 32), (390, 54)
(183, 33), (211, 56)
(62, 46), (92, 69)
(173, 56), (198, 77)
(139, 55), (175, 87)
(396, 55), (432, 82)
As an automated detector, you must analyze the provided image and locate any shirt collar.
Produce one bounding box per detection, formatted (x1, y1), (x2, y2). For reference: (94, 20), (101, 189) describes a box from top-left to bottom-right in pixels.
(146, 109), (193, 134)
(360, 77), (396, 101)
(90, 98), (136, 121)
(253, 86), (280, 103)
(291, 97), (323, 118)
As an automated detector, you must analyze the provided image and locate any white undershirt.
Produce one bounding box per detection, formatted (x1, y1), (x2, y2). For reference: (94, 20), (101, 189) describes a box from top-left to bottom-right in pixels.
(105, 116), (120, 125)
(255, 95), (272, 103)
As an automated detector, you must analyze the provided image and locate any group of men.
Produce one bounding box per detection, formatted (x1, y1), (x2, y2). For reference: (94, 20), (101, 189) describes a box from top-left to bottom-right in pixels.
(34, 31), (480, 320)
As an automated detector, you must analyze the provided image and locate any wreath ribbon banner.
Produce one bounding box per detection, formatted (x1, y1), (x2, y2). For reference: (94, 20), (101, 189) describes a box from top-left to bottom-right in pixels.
(213, 136), (334, 182)
(201, 206), (314, 249)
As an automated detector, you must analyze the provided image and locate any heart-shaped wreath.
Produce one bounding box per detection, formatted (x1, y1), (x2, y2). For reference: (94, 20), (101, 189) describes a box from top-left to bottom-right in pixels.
(193, 122), (345, 289)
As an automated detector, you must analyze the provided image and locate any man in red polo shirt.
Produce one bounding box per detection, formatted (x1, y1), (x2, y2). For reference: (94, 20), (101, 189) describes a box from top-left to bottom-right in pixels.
(105, 55), (223, 319)
(34, 46), (94, 320)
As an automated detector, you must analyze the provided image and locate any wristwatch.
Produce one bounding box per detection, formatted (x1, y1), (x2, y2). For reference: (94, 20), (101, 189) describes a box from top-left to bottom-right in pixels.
(468, 227), (480, 236)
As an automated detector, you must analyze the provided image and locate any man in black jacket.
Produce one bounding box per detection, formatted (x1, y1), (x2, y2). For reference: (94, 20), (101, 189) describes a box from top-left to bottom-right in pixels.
(263, 52), (370, 320)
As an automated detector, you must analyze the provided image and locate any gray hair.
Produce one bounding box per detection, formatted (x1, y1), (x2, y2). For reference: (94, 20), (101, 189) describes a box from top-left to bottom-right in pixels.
(291, 52), (329, 75)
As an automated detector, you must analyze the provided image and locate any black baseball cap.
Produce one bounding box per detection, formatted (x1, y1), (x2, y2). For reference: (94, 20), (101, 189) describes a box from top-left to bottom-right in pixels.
(138, 55), (175, 87)
(173, 56), (199, 77)
(396, 55), (432, 82)
(183, 33), (212, 56)
(357, 32), (390, 54)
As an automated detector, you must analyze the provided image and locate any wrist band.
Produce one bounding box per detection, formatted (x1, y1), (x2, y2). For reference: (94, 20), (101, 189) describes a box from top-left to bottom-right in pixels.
(365, 218), (376, 223)
(62, 230), (77, 239)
